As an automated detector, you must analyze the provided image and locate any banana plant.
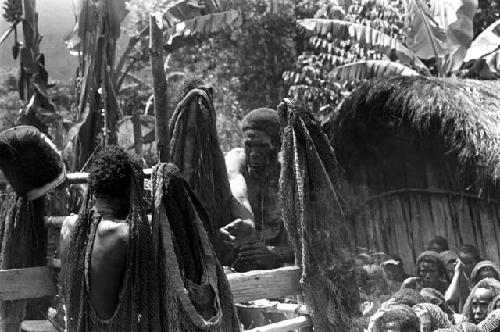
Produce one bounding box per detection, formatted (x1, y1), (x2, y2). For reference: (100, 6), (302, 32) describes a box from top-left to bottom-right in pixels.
(64, 0), (242, 169)
(462, 19), (500, 79)
(1, 0), (59, 138)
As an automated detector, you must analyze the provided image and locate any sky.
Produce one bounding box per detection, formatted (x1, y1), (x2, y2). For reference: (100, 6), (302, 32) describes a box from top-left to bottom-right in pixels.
(0, 0), (78, 80)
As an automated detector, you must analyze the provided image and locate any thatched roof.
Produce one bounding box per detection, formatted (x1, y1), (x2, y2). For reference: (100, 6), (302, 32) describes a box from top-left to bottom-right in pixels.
(328, 76), (500, 185)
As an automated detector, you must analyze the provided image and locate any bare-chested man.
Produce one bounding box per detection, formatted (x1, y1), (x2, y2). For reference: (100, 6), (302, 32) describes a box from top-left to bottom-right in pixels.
(60, 146), (161, 331)
(221, 108), (293, 272)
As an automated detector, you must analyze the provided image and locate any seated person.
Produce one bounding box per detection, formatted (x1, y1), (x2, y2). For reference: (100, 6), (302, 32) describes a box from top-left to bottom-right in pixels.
(427, 236), (450, 253)
(470, 261), (500, 287)
(381, 256), (408, 294)
(446, 245), (482, 312)
(462, 278), (500, 325)
(222, 108), (294, 271)
(401, 251), (449, 294)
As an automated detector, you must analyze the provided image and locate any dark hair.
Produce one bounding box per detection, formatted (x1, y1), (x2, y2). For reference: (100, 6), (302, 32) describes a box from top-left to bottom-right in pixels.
(458, 244), (480, 261)
(427, 236), (449, 251)
(88, 146), (142, 198)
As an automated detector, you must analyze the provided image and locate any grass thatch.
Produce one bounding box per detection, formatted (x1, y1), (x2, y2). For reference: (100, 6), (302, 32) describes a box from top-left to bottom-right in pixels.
(329, 76), (500, 188)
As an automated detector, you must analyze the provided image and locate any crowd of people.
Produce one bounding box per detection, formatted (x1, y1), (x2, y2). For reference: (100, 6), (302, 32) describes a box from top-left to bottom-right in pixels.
(356, 236), (500, 331)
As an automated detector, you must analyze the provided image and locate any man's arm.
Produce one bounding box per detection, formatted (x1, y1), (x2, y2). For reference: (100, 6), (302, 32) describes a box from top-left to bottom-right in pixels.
(225, 148), (252, 213)
(221, 148), (256, 248)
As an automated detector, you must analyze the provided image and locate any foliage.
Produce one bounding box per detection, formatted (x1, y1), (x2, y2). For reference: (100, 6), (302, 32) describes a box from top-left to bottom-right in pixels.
(285, 0), (500, 120)
(285, 0), (407, 118)
(0, 70), (21, 131)
(473, 0), (500, 39)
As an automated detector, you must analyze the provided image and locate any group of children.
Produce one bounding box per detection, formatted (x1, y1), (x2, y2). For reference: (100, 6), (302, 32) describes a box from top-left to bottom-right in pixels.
(356, 236), (500, 331)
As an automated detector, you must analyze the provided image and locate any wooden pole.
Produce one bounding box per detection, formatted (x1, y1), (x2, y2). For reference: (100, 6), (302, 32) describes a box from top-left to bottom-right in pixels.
(149, 13), (169, 163)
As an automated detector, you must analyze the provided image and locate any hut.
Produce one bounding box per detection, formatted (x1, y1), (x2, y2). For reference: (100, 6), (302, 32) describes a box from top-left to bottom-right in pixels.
(326, 76), (500, 273)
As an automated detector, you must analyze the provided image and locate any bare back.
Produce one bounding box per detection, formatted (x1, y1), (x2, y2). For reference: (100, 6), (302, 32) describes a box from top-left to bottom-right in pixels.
(89, 219), (129, 320)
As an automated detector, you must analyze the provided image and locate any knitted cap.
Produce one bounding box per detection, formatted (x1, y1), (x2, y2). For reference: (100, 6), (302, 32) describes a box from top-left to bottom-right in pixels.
(413, 302), (452, 330)
(479, 309), (500, 332)
(488, 294), (500, 313)
(242, 108), (279, 144)
(470, 260), (500, 287)
(0, 126), (65, 200)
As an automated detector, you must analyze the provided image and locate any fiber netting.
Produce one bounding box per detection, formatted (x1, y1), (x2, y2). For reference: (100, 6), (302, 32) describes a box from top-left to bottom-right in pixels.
(278, 99), (360, 331)
(61, 165), (163, 331)
(0, 191), (47, 331)
(169, 88), (234, 259)
(152, 163), (240, 331)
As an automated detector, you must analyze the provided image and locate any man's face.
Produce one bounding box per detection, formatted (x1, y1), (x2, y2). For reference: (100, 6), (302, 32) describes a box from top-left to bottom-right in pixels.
(244, 130), (275, 175)
(471, 287), (495, 323)
(383, 264), (398, 281)
(459, 252), (478, 277)
(418, 260), (441, 288)
(478, 267), (499, 282)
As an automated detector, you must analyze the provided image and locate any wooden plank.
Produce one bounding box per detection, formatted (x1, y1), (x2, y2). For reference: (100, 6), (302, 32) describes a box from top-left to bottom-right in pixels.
(0, 267), (56, 301)
(237, 302), (309, 315)
(20, 320), (58, 332)
(227, 266), (301, 303)
(1, 266), (302, 302)
(245, 316), (312, 332)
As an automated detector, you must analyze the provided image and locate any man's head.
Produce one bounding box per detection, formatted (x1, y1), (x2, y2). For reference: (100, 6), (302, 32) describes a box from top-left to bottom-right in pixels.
(458, 245), (481, 277)
(381, 257), (406, 282)
(416, 251), (447, 288)
(471, 287), (496, 323)
(441, 250), (459, 281)
(426, 236), (449, 253)
(88, 146), (142, 218)
(242, 108), (280, 176)
(471, 261), (500, 287)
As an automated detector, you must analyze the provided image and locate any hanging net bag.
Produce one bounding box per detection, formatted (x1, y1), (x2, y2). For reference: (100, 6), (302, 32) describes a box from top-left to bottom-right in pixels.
(278, 100), (360, 331)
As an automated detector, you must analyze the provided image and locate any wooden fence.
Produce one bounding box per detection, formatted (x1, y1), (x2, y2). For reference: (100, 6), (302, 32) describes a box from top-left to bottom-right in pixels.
(0, 170), (313, 332)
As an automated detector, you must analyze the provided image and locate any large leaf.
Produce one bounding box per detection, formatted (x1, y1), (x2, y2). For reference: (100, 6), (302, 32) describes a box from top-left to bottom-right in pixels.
(165, 10), (241, 50)
(163, 0), (219, 28)
(405, 0), (477, 72)
(464, 19), (500, 62)
(298, 18), (429, 73)
(66, 0), (128, 54)
(329, 60), (420, 81)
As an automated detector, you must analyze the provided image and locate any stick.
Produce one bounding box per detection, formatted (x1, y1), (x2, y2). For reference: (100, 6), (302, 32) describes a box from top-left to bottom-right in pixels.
(149, 13), (170, 162)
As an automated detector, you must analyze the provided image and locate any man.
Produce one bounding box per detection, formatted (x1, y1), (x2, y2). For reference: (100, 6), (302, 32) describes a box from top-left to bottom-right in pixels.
(446, 245), (482, 312)
(462, 278), (500, 325)
(61, 146), (162, 331)
(60, 147), (240, 331)
(401, 251), (449, 294)
(221, 108), (293, 271)
(426, 236), (449, 253)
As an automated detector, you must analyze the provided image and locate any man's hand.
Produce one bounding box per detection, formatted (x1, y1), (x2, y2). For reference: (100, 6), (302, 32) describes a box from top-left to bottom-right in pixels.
(220, 218), (256, 248)
(455, 259), (465, 274)
(236, 242), (280, 270)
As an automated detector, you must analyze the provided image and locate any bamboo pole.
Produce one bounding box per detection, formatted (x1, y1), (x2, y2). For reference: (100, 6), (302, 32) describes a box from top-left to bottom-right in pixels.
(149, 13), (170, 163)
